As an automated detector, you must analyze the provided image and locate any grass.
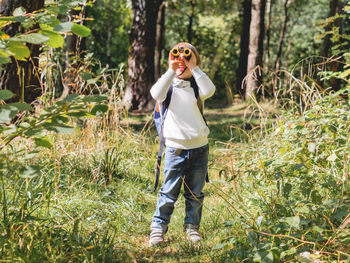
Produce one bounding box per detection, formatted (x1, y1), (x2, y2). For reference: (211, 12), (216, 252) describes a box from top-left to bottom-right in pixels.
(0, 103), (259, 262)
(1, 100), (349, 262)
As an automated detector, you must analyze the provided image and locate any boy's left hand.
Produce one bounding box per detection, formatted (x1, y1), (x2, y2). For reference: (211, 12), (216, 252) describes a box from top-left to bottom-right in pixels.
(181, 54), (197, 71)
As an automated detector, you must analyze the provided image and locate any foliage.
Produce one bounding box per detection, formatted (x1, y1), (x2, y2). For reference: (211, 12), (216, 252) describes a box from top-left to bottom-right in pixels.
(85, 0), (131, 70)
(0, 1), (92, 70)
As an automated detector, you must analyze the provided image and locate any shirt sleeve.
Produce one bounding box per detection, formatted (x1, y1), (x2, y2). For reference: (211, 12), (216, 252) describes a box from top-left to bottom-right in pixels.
(150, 68), (176, 102)
(191, 66), (216, 100)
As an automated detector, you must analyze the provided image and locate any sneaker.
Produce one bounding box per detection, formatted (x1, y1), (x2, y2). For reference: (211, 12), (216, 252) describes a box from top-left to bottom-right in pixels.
(149, 229), (164, 247)
(149, 225), (167, 247)
(184, 224), (201, 243)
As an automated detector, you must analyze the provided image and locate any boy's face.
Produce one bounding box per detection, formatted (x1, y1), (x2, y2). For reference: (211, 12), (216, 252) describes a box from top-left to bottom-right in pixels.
(170, 45), (197, 79)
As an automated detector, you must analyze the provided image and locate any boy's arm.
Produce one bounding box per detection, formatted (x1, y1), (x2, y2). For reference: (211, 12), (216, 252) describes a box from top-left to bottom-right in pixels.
(150, 68), (176, 102)
(191, 67), (216, 100)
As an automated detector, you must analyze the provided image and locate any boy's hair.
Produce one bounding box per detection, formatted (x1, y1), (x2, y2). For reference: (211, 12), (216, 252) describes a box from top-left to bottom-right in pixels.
(171, 42), (201, 66)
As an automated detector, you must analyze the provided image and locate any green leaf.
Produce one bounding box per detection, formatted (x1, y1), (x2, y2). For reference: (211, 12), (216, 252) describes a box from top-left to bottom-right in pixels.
(21, 17), (35, 29)
(10, 102), (32, 111)
(40, 30), (64, 48)
(281, 247), (296, 258)
(91, 105), (108, 116)
(0, 56), (11, 65)
(44, 124), (75, 134)
(34, 137), (53, 149)
(24, 128), (46, 137)
(2, 124), (17, 136)
(8, 42), (30, 60)
(82, 95), (108, 103)
(81, 72), (93, 80)
(327, 153), (337, 161)
(19, 33), (50, 44)
(262, 252), (274, 263)
(13, 7), (26, 16)
(66, 111), (91, 117)
(0, 103), (31, 123)
(307, 142), (316, 153)
(0, 90), (15, 100)
(51, 115), (69, 124)
(36, 14), (58, 25)
(0, 108), (16, 123)
(282, 216), (300, 228)
(295, 206), (309, 214)
(23, 152), (38, 160)
(19, 165), (40, 179)
(71, 23), (91, 37)
(53, 22), (73, 32)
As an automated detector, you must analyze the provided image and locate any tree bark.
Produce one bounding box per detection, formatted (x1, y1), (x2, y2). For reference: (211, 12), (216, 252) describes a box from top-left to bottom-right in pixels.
(321, 0), (344, 91)
(321, 0), (339, 58)
(187, 0), (196, 43)
(274, 0), (293, 71)
(265, 0), (274, 67)
(0, 0), (44, 103)
(245, 0), (266, 100)
(61, 6), (87, 99)
(124, 0), (163, 111)
(236, 0), (252, 98)
(154, 2), (166, 81)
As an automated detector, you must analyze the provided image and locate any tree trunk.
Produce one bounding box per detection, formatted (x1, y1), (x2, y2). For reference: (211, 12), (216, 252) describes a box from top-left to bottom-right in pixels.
(274, 0), (293, 71)
(154, 2), (166, 81)
(245, 0), (266, 100)
(61, 6), (87, 99)
(0, 0), (45, 103)
(321, 0), (339, 58)
(236, 0), (252, 98)
(187, 0), (196, 43)
(321, 0), (344, 91)
(265, 0), (274, 67)
(124, 0), (163, 111)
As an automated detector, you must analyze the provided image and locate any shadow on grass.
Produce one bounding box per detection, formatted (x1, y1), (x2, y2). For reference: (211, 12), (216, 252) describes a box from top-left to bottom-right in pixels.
(123, 106), (260, 145)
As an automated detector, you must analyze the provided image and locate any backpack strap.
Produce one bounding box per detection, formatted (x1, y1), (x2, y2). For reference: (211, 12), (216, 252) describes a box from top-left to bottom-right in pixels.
(190, 78), (208, 126)
(154, 85), (173, 191)
(191, 78), (209, 183)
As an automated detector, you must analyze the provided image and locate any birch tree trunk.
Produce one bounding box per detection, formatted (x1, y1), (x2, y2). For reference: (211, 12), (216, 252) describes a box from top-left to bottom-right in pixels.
(245, 0), (266, 100)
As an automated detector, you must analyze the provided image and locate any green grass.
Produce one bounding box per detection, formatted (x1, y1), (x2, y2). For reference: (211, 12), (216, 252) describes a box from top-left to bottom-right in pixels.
(1, 101), (349, 262)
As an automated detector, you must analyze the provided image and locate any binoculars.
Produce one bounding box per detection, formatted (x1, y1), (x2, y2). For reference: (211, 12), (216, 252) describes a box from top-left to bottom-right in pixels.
(170, 46), (192, 60)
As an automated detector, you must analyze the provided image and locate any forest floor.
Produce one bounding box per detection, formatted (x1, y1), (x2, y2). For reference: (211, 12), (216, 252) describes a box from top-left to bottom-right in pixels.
(9, 101), (346, 262)
(110, 103), (276, 262)
(1, 102), (270, 262)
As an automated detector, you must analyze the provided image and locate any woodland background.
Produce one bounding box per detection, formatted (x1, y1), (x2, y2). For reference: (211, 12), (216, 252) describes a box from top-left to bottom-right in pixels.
(0, 0), (349, 262)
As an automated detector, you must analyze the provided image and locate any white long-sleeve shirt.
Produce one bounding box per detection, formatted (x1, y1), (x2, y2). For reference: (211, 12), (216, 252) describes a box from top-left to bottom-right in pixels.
(150, 67), (215, 149)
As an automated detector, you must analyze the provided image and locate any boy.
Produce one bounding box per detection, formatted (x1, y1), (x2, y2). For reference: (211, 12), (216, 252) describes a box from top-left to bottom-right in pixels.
(149, 42), (215, 246)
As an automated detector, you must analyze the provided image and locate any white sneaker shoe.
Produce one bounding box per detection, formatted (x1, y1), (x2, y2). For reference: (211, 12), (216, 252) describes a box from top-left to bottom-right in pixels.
(149, 224), (168, 247)
(184, 224), (201, 243)
(149, 228), (164, 247)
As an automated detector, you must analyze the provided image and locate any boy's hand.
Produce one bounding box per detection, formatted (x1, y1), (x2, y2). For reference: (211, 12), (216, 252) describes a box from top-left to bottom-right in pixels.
(181, 53), (197, 71)
(169, 58), (182, 72)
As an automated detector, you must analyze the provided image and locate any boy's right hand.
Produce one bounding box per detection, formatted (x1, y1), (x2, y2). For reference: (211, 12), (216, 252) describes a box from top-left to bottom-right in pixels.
(169, 58), (182, 72)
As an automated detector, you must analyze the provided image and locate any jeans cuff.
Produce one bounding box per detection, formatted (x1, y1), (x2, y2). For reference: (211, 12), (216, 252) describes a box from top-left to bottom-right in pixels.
(184, 223), (200, 230)
(151, 222), (168, 233)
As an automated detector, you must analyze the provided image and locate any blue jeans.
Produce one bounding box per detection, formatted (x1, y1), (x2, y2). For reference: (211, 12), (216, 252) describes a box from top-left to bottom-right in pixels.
(152, 144), (209, 231)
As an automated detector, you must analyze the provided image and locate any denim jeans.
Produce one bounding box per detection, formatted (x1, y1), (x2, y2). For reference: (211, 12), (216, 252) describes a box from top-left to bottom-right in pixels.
(152, 144), (209, 231)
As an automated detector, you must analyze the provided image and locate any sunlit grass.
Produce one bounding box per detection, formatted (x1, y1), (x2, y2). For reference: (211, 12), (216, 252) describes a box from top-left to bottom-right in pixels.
(2, 97), (349, 262)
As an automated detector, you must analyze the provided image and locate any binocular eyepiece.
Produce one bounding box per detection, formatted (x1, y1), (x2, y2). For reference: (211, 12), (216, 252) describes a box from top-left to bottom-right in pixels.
(171, 46), (192, 60)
